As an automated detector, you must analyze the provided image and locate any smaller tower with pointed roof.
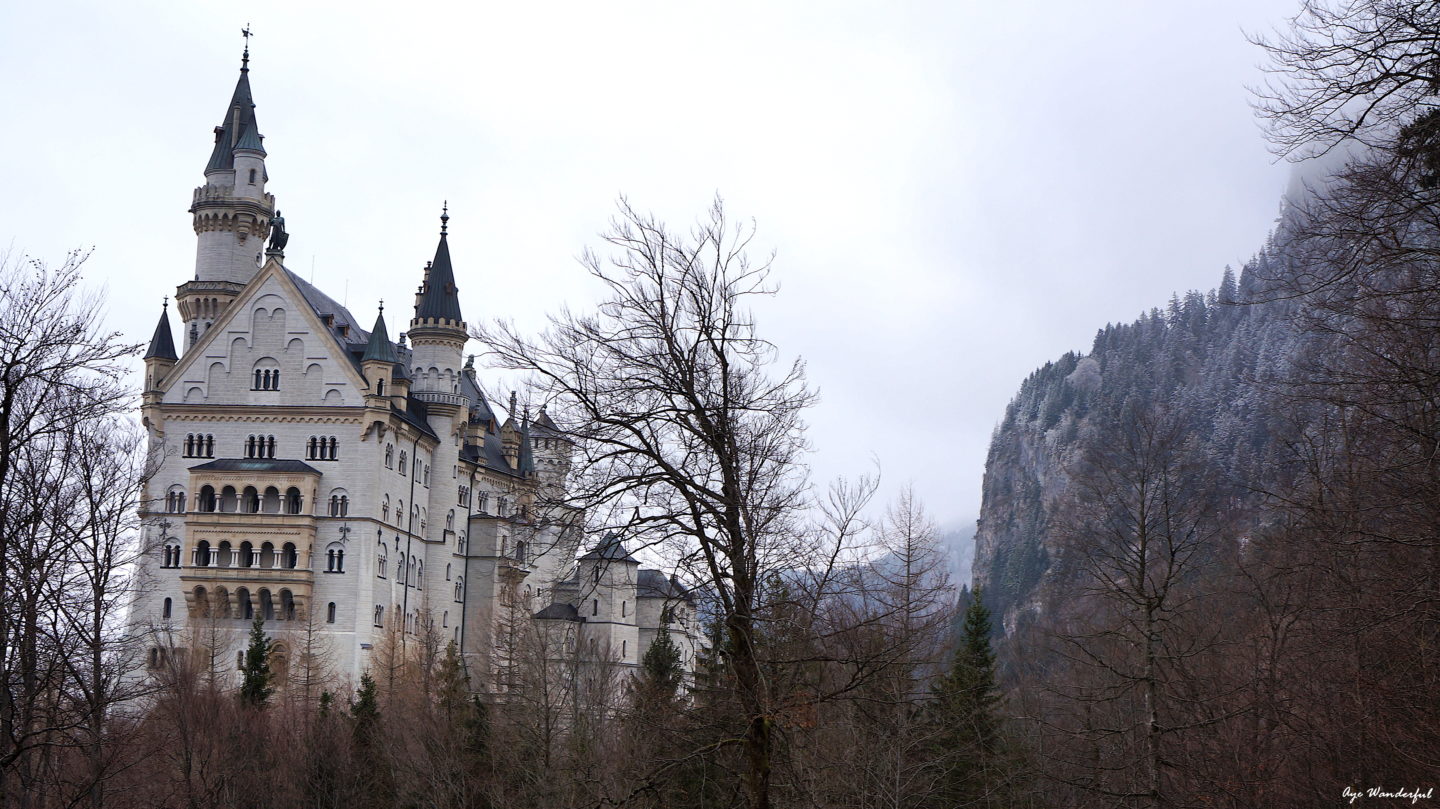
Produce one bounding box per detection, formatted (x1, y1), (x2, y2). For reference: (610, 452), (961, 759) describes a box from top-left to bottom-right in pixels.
(408, 204), (468, 403)
(143, 300), (178, 396)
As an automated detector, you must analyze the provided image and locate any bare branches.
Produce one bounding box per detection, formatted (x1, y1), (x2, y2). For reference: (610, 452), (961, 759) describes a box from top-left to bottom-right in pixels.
(1253, 0), (1440, 157)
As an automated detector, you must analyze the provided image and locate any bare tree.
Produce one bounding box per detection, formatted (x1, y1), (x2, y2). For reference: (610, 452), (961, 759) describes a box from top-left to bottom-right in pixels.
(477, 197), (814, 809)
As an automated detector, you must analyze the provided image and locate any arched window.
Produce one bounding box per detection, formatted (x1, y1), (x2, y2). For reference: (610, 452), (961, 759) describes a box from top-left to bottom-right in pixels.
(327, 602), (336, 623)
(457, 531), (466, 554)
(446, 563), (451, 580)
(163, 597), (172, 619)
(377, 543), (388, 578)
(397, 501), (404, 526)
(497, 496), (508, 516)
(454, 577), (464, 602)
(328, 436), (338, 459)
(446, 510), (455, 530)
(245, 435), (257, 458)
(515, 541), (527, 564)
(240, 541), (255, 568)
(443, 610), (448, 627)
(623, 640), (627, 658)
(199, 485), (216, 512)
(193, 586), (210, 617)
(194, 540), (212, 567)
(260, 542), (276, 569)
(259, 589), (275, 621)
(242, 486), (259, 513)
(423, 465), (430, 485)
(263, 486), (280, 513)
(217, 541), (232, 568)
(399, 451), (408, 476)
(253, 369), (262, 389)
(285, 487), (302, 514)
(307, 436), (318, 459)
(219, 486), (237, 512)
(280, 589), (296, 620)
(166, 486), (186, 513)
(621, 601), (627, 618)
(266, 435), (276, 458)
(326, 542), (345, 572)
(416, 559), (423, 588)
(373, 605), (384, 627)
(385, 444), (394, 469)
(592, 599), (599, 616)
(249, 168), (257, 184)
(236, 587), (253, 620)
(382, 495), (390, 522)
(282, 542), (298, 569)
(204, 434), (214, 457)
(184, 434), (195, 457)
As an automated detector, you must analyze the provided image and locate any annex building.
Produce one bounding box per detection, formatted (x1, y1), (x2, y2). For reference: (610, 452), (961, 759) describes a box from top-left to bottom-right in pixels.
(130, 45), (703, 690)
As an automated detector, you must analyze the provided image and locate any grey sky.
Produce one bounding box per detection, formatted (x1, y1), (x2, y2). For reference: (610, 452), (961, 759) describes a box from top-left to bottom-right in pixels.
(2, 0), (1297, 527)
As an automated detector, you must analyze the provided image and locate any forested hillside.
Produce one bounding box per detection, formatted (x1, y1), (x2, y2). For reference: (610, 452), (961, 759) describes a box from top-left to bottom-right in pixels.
(974, 252), (1302, 634)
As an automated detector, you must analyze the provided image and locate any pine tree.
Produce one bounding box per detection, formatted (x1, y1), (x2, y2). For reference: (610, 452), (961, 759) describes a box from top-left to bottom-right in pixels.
(930, 586), (1003, 806)
(350, 672), (380, 745)
(239, 615), (274, 707)
(638, 624), (684, 703)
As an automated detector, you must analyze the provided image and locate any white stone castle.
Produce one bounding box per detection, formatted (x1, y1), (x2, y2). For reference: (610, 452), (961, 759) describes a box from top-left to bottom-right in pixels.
(131, 45), (704, 691)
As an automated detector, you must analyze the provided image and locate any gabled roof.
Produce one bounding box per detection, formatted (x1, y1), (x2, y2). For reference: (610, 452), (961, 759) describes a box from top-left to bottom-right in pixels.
(188, 458), (321, 475)
(145, 304), (178, 361)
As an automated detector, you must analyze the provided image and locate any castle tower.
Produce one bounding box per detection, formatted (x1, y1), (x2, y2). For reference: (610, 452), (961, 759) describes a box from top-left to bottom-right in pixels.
(176, 39), (277, 348)
(408, 205), (468, 402)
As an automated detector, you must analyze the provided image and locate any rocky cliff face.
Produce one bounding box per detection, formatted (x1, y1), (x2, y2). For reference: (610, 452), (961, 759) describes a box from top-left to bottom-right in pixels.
(972, 253), (1304, 635)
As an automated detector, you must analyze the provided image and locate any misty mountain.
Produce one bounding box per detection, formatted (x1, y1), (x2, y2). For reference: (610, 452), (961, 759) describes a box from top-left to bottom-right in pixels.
(971, 245), (1308, 634)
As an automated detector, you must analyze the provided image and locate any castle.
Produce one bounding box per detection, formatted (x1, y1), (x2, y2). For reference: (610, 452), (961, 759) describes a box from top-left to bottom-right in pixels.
(131, 44), (704, 692)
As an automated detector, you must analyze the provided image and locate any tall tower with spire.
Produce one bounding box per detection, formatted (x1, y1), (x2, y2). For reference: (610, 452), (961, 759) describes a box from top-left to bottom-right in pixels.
(176, 34), (277, 348)
(408, 204), (468, 400)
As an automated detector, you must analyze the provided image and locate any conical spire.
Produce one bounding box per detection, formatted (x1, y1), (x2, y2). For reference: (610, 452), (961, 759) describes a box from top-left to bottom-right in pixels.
(518, 410), (535, 475)
(362, 304), (398, 363)
(414, 203), (464, 324)
(205, 41), (264, 172)
(145, 299), (178, 361)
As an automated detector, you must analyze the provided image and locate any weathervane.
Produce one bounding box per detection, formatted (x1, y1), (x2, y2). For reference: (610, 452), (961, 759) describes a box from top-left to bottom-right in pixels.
(241, 24), (252, 68)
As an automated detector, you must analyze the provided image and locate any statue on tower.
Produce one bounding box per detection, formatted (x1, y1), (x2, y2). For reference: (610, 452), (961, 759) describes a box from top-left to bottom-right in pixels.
(267, 210), (288, 253)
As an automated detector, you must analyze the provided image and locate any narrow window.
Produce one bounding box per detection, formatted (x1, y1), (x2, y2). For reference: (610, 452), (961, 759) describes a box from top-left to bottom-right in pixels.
(327, 602), (336, 624)
(377, 378), (386, 396)
(336, 548), (344, 572)
(623, 640), (627, 658)
(329, 436), (338, 459)
(373, 605), (383, 627)
(163, 597), (172, 619)
(308, 437), (317, 459)
(254, 369), (262, 389)
(248, 168), (257, 184)
(399, 451), (408, 476)
(205, 434), (214, 457)
(592, 599), (598, 616)
(621, 601), (627, 618)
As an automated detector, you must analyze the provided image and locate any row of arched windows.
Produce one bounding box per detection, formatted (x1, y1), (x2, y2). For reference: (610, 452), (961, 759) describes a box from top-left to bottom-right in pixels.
(307, 436), (339, 461)
(253, 368), (281, 390)
(245, 435), (277, 459)
(165, 490), (187, 513)
(191, 539), (299, 569)
(325, 546), (346, 572)
(183, 434), (215, 458)
(328, 494), (349, 516)
(196, 484), (303, 514)
(191, 584), (296, 621)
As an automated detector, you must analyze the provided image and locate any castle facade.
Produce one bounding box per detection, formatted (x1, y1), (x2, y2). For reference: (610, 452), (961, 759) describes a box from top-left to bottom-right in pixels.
(130, 46), (703, 691)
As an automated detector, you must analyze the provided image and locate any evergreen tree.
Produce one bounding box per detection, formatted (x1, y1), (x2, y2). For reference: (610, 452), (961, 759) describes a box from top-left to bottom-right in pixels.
(435, 640), (471, 723)
(350, 672), (380, 745)
(239, 615), (274, 707)
(638, 624), (684, 702)
(930, 586), (1003, 806)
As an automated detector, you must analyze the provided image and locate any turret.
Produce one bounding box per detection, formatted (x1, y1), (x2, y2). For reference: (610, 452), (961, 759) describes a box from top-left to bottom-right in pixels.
(178, 39), (277, 348)
(501, 391), (521, 469)
(408, 204), (467, 402)
(143, 300), (179, 394)
(362, 307), (398, 408)
(577, 534), (642, 664)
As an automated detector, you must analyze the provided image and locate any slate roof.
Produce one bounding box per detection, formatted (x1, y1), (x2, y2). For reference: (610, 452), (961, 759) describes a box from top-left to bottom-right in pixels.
(188, 458), (321, 475)
(205, 54), (264, 172)
(145, 305), (178, 361)
(533, 602), (580, 622)
(580, 534), (639, 563)
(415, 231), (464, 323)
(637, 569), (691, 599)
(362, 311), (397, 363)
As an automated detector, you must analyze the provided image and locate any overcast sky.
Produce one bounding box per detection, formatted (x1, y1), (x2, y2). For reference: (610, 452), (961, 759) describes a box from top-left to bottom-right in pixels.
(2, 0), (1299, 528)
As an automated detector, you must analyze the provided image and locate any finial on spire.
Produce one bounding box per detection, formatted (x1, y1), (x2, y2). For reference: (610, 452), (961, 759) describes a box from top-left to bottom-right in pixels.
(241, 24), (252, 70)
(509, 390), (518, 417)
(440, 201), (449, 236)
(378, 298), (384, 313)
(162, 295), (169, 310)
